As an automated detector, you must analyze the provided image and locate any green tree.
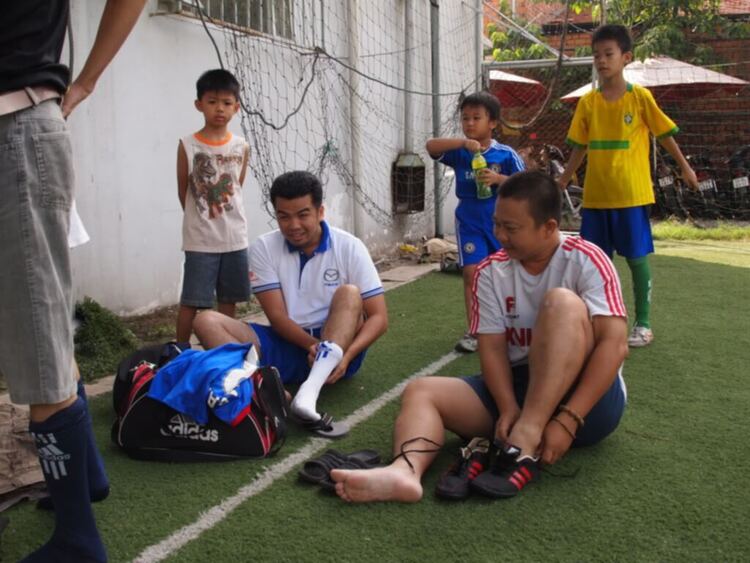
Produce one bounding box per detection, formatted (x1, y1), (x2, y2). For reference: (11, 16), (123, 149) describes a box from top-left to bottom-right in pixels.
(489, 0), (749, 63)
(568, 0), (749, 62)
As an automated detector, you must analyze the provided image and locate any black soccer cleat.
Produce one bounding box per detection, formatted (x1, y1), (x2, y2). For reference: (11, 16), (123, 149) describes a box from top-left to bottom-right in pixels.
(470, 441), (540, 498)
(435, 437), (490, 500)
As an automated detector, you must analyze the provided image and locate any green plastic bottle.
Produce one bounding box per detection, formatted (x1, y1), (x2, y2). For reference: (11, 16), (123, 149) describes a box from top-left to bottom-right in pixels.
(472, 151), (492, 199)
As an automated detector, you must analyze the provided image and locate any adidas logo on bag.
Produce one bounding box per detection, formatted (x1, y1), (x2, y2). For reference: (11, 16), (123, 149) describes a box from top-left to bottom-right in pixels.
(159, 414), (220, 443)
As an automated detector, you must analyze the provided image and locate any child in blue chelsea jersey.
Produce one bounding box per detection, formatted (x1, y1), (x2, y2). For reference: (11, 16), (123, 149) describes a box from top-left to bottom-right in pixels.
(427, 91), (525, 353)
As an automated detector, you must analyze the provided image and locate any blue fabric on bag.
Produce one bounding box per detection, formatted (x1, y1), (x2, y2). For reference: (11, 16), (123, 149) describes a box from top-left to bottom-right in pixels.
(147, 342), (255, 426)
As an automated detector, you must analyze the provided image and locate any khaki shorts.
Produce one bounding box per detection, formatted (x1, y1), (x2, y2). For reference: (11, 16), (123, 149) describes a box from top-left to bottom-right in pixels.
(0, 100), (76, 404)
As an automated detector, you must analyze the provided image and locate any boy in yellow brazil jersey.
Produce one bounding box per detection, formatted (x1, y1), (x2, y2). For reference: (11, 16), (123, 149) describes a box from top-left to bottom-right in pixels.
(558, 24), (699, 348)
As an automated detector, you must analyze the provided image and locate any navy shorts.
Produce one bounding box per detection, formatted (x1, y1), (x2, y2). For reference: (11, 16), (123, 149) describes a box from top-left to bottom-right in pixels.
(250, 323), (367, 385)
(580, 206), (654, 259)
(180, 249), (250, 308)
(455, 199), (501, 267)
(462, 364), (626, 447)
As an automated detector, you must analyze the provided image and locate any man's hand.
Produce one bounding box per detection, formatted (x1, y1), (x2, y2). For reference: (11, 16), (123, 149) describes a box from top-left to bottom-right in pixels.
(540, 418), (575, 465)
(61, 0), (147, 118)
(307, 342), (320, 367)
(477, 168), (507, 187)
(464, 139), (481, 153)
(326, 356), (351, 385)
(494, 402), (521, 443)
(61, 81), (95, 118)
(681, 166), (700, 192)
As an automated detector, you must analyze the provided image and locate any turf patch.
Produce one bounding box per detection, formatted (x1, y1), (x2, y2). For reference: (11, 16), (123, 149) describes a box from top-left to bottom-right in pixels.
(3, 257), (749, 562)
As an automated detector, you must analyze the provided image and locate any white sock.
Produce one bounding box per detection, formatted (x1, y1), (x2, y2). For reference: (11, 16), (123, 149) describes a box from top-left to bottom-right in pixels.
(291, 340), (343, 421)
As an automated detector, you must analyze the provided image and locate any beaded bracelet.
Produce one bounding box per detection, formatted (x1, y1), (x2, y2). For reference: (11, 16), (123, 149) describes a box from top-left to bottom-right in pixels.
(551, 416), (576, 440)
(559, 404), (585, 428)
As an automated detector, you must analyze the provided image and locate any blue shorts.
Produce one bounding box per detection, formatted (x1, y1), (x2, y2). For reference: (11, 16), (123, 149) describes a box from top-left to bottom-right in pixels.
(250, 323), (367, 385)
(462, 364), (626, 447)
(455, 199), (501, 267)
(580, 206), (654, 259)
(180, 249), (250, 308)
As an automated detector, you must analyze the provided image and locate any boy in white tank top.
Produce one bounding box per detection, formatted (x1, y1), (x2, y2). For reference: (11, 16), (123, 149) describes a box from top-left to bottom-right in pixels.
(176, 69), (250, 342)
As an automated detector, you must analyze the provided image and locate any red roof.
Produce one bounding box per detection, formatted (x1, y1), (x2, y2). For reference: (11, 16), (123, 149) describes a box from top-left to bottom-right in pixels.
(720, 0), (750, 15)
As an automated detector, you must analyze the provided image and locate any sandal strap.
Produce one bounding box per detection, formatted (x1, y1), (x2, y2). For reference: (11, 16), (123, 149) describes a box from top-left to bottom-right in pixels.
(303, 450), (347, 473)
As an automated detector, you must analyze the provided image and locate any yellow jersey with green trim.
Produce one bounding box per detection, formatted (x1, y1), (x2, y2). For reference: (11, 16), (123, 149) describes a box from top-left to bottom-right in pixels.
(566, 83), (678, 208)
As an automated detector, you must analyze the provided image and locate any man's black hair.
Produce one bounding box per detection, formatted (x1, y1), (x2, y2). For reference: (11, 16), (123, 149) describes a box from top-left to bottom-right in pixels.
(270, 171), (323, 208)
(459, 91), (501, 121)
(591, 24), (633, 54)
(196, 69), (241, 100)
(498, 170), (561, 226)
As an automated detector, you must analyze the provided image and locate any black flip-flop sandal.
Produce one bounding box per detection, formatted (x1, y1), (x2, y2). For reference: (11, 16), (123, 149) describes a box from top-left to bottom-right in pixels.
(291, 412), (350, 439)
(298, 449), (381, 484)
(317, 456), (384, 492)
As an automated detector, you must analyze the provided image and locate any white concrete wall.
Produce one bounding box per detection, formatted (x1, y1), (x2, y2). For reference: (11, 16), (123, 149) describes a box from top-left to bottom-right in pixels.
(67, 0), (474, 314)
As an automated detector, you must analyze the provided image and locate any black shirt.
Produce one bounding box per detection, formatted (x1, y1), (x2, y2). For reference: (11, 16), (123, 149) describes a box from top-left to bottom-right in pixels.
(0, 0), (70, 94)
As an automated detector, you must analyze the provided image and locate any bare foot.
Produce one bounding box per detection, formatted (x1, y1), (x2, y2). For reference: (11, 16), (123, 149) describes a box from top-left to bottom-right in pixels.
(330, 465), (423, 503)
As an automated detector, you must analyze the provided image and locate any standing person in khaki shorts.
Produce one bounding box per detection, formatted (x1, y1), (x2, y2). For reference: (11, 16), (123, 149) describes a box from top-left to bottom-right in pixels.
(0, 1), (146, 561)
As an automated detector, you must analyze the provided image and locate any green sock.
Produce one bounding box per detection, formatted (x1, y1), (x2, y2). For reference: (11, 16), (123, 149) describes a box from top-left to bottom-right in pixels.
(627, 256), (652, 329)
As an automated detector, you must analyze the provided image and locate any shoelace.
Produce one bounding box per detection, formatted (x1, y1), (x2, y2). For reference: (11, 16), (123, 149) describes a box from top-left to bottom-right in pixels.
(391, 436), (442, 473)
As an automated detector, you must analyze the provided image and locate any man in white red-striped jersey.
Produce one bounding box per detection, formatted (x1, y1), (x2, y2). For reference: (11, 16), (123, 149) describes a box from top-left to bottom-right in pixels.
(331, 170), (629, 503)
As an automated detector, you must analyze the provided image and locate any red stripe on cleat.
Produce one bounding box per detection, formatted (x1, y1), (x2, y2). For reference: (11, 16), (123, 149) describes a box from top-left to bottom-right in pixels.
(509, 474), (524, 489)
(520, 466), (532, 480)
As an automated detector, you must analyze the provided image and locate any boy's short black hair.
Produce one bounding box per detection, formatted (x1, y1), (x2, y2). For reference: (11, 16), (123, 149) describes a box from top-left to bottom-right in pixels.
(270, 171), (323, 208)
(196, 69), (241, 100)
(498, 170), (561, 226)
(591, 24), (633, 54)
(460, 91), (501, 121)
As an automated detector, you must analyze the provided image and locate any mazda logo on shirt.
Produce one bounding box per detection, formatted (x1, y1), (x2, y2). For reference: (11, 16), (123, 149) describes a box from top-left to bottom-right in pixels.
(323, 269), (340, 284)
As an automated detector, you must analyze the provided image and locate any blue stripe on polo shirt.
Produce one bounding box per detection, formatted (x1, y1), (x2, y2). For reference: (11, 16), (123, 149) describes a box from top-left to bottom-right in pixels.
(285, 221), (332, 282)
(253, 282), (282, 293)
(362, 287), (385, 299)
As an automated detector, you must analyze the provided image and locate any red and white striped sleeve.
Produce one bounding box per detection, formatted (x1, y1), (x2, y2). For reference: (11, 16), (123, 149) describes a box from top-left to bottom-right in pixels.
(469, 254), (508, 335)
(565, 237), (627, 318)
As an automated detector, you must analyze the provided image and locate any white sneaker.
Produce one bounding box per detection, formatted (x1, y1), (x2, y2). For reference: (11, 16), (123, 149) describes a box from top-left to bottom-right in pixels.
(628, 325), (654, 348)
(455, 333), (478, 353)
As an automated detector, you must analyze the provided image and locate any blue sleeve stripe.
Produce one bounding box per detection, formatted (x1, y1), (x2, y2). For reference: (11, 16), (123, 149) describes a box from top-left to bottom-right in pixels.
(361, 287), (385, 299)
(253, 282), (281, 293)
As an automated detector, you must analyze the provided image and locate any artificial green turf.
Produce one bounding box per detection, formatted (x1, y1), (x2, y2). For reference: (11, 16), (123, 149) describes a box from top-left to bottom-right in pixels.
(3, 257), (749, 562)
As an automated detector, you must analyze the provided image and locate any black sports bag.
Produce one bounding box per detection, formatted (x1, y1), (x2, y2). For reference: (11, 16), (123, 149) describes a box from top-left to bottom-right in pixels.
(111, 342), (287, 462)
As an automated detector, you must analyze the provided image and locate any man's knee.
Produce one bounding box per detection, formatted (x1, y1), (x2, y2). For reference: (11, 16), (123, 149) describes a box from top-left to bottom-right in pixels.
(540, 288), (587, 319)
(334, 284), (362, 301)
(401, 378), (438, 406)
(193, 310), (223, 338)
(331, 284), (363, 312)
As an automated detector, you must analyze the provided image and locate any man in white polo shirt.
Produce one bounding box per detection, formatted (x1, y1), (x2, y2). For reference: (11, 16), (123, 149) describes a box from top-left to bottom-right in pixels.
(330, 171), (628, 502)
(195, 171), (388, 437)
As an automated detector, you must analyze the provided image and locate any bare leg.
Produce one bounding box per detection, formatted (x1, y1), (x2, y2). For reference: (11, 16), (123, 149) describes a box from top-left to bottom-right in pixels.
(217, 302), (237, 319)
(507, 288), (594, 457)
(193, 310), (260, 351)
(330, 377), (493, 503)
(320, 284), (363, 349)
(176, 304), (198, 343)
(462, 264), (477, 329)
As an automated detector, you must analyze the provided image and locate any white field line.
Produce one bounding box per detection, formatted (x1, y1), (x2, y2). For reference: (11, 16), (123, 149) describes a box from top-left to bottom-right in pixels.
(134, 351), (461, 563)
